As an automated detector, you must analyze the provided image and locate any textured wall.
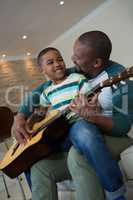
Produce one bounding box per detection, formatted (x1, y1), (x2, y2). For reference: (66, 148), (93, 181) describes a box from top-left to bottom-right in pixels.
(50, 0), (133, 68)
(0, 58), (45, 112)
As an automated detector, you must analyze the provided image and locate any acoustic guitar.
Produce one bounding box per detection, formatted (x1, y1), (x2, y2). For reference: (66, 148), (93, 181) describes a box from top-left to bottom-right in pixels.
(0, 66), (133, 178)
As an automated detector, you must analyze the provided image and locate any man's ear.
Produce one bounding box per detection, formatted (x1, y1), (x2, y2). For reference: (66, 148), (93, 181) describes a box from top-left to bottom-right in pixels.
(94, 58), (103, 68)
(38, 65), (43, 72)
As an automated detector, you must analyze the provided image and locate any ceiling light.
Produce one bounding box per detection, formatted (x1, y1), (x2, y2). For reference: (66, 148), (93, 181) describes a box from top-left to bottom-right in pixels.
(2, 54), (6, 58)
(27, 52), (31, 56)
(59, 1), (64, 5)
(22, 35), (27, 39)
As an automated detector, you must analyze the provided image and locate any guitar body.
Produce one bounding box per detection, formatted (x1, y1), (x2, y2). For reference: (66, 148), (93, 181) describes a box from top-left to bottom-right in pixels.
(0, 110), (69, 178)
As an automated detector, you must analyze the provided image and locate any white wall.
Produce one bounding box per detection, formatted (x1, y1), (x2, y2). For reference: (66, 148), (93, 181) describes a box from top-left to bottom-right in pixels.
(50, 0), (133, 68)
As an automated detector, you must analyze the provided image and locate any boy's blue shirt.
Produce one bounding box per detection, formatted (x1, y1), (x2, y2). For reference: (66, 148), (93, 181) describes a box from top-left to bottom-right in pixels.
(18, 62), (133, 135)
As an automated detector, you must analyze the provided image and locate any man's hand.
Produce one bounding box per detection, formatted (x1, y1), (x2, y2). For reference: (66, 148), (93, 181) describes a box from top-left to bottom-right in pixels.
(69, 93), (101, 121)
(27, 106), (47, 130)
(69, 94), (114, 131)
(13, 113), (33, 144)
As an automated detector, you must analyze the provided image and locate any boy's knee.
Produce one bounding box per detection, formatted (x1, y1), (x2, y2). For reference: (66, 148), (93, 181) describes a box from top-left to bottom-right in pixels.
(31, 159), (52, 182)
(67, 146), (99, 179)
(68, 146), (79, 164)
(67, 146), (87, 174)
(68, 147), (79, 170)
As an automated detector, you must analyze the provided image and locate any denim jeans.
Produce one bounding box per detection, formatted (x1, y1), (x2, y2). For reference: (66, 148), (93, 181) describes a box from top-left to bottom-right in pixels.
(69, 119), (126, 200)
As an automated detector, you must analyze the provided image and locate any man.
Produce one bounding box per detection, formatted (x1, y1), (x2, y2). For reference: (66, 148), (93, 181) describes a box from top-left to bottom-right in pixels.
(14, 31), (133, 200)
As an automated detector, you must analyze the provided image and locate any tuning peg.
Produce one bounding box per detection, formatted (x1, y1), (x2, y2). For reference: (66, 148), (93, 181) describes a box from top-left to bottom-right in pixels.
(113, 84), (117, 89)
(120, 80), (126, 85)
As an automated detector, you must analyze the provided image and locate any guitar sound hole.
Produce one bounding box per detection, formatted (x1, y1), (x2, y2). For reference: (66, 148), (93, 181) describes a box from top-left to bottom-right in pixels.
(42, 115), (69, 145)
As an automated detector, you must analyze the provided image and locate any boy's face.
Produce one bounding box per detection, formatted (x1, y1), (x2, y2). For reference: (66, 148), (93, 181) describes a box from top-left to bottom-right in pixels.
(40, 50), (66, 83)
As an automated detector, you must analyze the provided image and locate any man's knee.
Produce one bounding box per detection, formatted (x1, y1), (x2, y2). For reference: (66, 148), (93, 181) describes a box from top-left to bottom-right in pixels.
(69, 120), (101, 149)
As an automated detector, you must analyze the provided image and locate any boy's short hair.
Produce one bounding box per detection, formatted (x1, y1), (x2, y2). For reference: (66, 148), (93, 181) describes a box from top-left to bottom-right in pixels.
(37, 47), (59, 67)
(78, 31), (112, 63)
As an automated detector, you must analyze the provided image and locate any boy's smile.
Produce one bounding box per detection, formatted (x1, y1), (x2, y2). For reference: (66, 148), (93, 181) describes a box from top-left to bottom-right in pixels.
(40, 50), (67, 84)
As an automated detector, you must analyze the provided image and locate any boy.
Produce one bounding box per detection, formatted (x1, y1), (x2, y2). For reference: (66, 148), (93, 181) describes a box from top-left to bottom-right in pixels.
(28, 47), (92, 139)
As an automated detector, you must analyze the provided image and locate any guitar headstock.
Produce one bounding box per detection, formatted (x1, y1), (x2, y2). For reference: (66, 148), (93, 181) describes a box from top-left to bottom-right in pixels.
(100, 66), (133, 89)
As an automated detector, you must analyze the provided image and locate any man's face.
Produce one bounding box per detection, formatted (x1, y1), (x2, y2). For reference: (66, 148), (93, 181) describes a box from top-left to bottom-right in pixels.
(72, 39), (96, 76)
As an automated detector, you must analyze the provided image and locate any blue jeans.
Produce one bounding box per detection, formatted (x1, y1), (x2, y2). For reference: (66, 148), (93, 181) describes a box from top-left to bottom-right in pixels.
(69, 119), (126, 199)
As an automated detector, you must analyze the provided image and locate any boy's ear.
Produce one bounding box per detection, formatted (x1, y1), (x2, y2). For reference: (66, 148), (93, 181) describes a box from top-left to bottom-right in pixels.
(94, 58), (103, 68)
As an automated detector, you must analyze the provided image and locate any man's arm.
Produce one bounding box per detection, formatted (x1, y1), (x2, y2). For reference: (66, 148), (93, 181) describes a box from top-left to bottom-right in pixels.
(70, 62), (133, 136)
(27, 106), (48, 130)
(18, 82), (50, 117)
(13, 112), (31, 144)
(69, 92), (132, 136)
(14, 81), (51, 144)
(69, 94), (114, 131)
(83, 113), (131, 136)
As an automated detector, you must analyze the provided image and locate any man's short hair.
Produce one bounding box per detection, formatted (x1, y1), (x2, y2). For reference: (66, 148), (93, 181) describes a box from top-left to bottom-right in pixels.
(78, 31), (112, 62)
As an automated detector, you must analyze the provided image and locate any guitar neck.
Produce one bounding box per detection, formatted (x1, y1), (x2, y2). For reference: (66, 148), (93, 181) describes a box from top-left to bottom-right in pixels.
(35, 66), (133, 134)
(86, 66), (133, 100)
(85, 83), (101, 100)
